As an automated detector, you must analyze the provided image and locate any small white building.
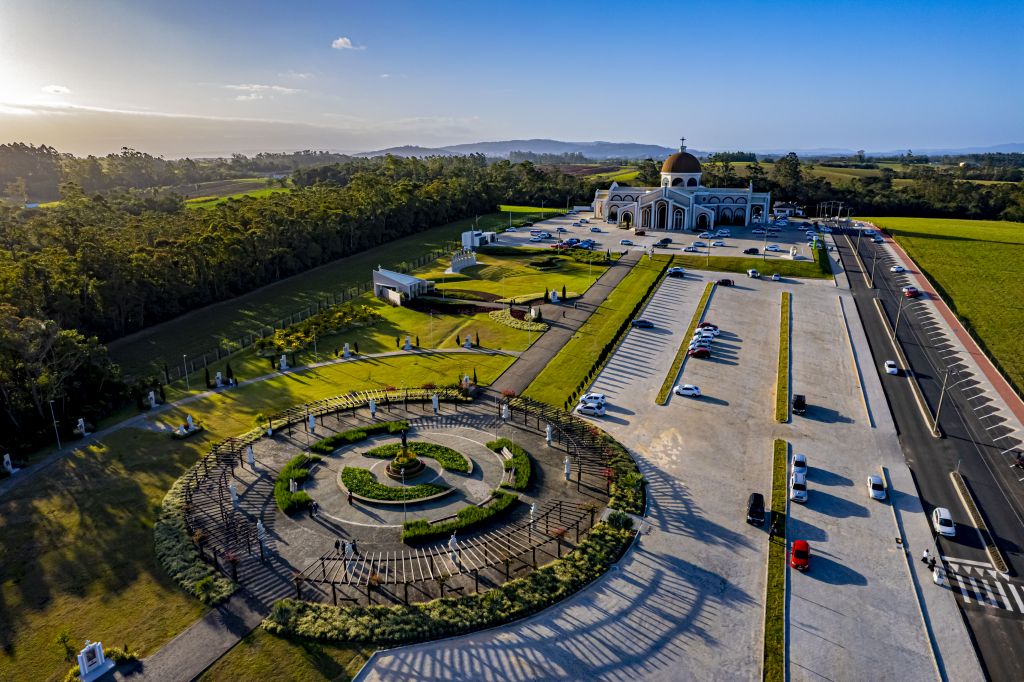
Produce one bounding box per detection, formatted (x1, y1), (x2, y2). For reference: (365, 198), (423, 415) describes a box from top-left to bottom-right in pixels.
(372, 266), (434, 305)
(773, 202), (803, 218)
(461, 230), (497, 250)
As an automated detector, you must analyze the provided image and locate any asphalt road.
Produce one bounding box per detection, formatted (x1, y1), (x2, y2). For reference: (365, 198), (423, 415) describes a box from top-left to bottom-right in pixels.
(835, 231), (1024, 682)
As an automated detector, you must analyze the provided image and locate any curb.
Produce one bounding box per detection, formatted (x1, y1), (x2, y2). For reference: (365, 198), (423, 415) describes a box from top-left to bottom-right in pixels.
(873, 298), (942, 438)
(949, 471), (1010, 578)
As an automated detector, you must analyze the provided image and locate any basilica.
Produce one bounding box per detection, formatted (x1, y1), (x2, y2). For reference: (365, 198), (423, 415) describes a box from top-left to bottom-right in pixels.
(593, 139), (771, 231)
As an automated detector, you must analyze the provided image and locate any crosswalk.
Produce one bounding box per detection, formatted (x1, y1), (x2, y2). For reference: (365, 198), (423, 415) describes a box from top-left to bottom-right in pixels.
(943, 556), (1024, 614)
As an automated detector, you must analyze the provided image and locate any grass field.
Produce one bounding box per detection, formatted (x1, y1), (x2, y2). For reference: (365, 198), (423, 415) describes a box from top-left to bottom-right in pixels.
(763, 438), (788, 682)
(776, 292), (791, 422)
(730, 162), (1010, 188)
(0, 352), (512, 681)
(860, 217), (1024, 397)
(588, 167), (640, 184)
(108, 211), (550, 377)
(671, 254), (833, 279)
(198, 630), (372, 681)
(498, 204), (567, 215)
(185, 186), (291, 209)
(523, 255), (669, 407)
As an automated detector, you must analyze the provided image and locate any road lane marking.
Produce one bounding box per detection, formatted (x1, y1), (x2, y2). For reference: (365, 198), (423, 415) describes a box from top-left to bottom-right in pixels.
(993, 579), (1014, 612)
(954, 574), (972, 604)
(1010, 583), (1024, 612)
(943, 556), (992, 567)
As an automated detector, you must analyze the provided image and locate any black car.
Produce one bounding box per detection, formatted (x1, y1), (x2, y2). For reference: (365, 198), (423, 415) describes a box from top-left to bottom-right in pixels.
(631, 319), (654, 329)
(656, 237), (672, 245)
(792, 394), (807, 415)
(717, 278), (735, 286)
(746, 493), (766, 525)
(743, 247), (759, 255)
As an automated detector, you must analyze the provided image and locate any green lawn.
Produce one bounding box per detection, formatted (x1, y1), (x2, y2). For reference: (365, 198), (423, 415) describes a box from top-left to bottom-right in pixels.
(108, 211), (548, 377)
(764, 439), (788, 682)
(656, 281), (714, 404)
(860, 217), (1024, 398)
(498, 204), (567, 214)
(199, 629), (372, 681)
(776, 292), (791, 422)
(523, 255), (669, 407)
(671, 254), (832, 279)
(185, 187), (292, 209)
(0, 353), (512, 681)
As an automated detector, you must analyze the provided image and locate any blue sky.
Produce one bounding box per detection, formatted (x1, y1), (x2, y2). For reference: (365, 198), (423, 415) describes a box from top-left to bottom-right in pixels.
(0, 0), (1021, 156)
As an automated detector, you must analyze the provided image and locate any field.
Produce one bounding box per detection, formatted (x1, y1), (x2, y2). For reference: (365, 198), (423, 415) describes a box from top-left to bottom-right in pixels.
(185, 186), (291, 209)
(859, 216), (1024, 397)
(671, 254), (833, 279)
(108, 210), (551, 377)
(523, 255), (669, 407)
(0, 352), (513, 681)
(731, 162), (1008, 188)
(199, 630), (372, 681)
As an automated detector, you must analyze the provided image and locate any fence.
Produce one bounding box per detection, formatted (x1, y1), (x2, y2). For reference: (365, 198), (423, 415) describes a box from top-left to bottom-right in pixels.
(152, 241), (461, 384)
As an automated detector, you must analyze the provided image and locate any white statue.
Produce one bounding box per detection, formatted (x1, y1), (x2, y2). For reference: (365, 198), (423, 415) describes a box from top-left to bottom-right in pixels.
(431, 393), (439, 414)
(3, 453), (19, 475)
(369, 398), (376, 418)
(289, 479), (297, 493)
(148, 391), (157, 409)
(77, 418), (89, 436)
(462, 374), (471, 389)
(186, 414), (194, 431)
(77, 640), (114, 682)
(550, 289), (559, 303)
(501, 403), (510, 421)
(464, 334), (472, 348)
(215, 371), (223, 388)
(247, 445), (256, 469)
(308, 413), (316, 434)
(279, 354), (288, 371)
(343, 342), (351, 359)
(403, 335), (412, 351)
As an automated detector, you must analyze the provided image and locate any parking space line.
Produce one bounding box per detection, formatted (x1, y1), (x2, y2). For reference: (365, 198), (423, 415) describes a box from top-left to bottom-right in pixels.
(994, 433), (1018, 441)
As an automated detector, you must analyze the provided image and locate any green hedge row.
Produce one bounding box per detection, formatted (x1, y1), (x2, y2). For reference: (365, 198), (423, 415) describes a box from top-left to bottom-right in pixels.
(274, 454), (323, 513)
(310, 420), (409, 454)
(263, 524), (634, 643)
(401, 490), (519, 542)
(485, 438), (532, 490)
(364, 442), (469, 472)
(341, 467), (448, 501)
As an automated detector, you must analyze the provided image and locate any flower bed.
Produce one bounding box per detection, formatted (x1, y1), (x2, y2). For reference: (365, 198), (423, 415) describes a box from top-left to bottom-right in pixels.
(274, 454), (323, 513)
(488, 308), (548, 332)
(486, 438), (532, 490)
(341, 467), (448, 501)
(262, 524), (634, 643)
(401, 490), (519, 542)
(364, 442), (469, 473)
(310, 420), (409, 454)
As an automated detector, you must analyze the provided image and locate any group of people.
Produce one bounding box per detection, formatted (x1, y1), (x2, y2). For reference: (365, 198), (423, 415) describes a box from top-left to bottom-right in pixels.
(921, 548), (938, 572)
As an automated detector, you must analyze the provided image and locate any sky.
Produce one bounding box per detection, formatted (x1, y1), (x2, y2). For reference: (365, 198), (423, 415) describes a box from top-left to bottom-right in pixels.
(0, 0), (1021, 158)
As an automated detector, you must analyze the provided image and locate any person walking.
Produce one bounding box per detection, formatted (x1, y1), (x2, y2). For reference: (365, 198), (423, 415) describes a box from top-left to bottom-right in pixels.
(929, 556), (937, 572)
(347, 490), (353, 505)
(334, 538), (341, 553)
(922, 548), (930, 564)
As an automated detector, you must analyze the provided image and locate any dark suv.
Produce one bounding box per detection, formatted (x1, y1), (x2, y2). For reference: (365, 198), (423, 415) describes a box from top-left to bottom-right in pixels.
(746, 493), (766, 525)
(792, 394), (807, 415)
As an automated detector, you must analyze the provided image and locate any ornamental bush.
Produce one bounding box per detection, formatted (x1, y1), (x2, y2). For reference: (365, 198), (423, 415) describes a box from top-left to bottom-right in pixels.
(485, 438), (532, 490)
(488, 308), (549, 332)
(341, 467), (448, 501)
(310, 420), (408, 454)
(401, 491), (519, 542)
(364, 442), (469, 473)
(253, 303), (383, 355)
(262, 524), (634, 643)
(274, 454), (323, 513)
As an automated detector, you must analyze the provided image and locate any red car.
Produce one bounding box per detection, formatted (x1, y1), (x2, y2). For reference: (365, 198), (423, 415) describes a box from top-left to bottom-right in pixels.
(717, 278), (735, 286)
(688, 347), (711, 359)
(790, 540), (810, 571)
(903, 286), (920, 298)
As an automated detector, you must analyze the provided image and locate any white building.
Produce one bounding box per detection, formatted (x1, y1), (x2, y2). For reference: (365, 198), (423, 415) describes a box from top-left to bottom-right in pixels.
(372, 266), (434, 305)
(461, 230), (497, 250)
(593, 139), (771, 232)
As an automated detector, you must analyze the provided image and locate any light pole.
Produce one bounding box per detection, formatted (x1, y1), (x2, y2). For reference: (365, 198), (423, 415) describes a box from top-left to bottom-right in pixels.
(891, 294), (907, 341)
(48, 399), (61, 449)
(183, 354), (190, 390)
(402, 469), (407, 526)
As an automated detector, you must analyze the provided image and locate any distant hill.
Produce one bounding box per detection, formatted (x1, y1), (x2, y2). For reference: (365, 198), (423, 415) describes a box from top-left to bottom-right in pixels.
(356, 139), (678, 160)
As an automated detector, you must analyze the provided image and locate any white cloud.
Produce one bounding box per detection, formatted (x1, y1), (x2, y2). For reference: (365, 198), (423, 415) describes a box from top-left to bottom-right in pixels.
(331, 36), (365, 50)
(281, 70), (313, 80)
(224, 83), (300, 101)
(41, 84), (71, 95)
(379, 73), (390, 79)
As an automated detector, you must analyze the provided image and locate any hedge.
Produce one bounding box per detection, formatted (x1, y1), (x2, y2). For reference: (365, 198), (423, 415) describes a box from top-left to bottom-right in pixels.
(274, 454), (323, 513)
(485, 438), (532, 490)
(401, 490), (519, 542)
(263, 524), (634, 643)
(364, 442), (469, 473)
(310, 420), (409, 454)
(341, 467), (448, 501)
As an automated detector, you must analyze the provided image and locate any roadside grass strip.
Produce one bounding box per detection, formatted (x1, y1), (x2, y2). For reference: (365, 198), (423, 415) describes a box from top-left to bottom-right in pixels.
(775, 292), (792, 423)
(764, 438), (789, 682)
(671, 255), (832, 279)
(656, 281), (715, 404)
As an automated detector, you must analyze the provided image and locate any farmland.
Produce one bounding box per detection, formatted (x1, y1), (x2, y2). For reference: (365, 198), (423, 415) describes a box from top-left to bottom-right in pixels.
(861, 216), (1024, 396)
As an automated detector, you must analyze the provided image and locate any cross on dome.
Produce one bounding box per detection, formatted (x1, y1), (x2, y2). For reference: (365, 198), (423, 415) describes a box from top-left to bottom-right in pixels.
(679, 136), (686, 152)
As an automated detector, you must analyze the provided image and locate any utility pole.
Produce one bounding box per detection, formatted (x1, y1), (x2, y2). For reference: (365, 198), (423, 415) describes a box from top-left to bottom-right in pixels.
(183, 354), (190, 390)
(869, 251), (878, 288)
(49, 399), (61, 449)
(932, 371), (949, 435)
(891, 294), (907, 341)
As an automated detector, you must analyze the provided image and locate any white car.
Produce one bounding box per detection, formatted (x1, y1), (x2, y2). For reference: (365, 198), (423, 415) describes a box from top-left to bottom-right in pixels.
(619, 239), (634, 246)
(673, 384), (702, 397)
(792, 453), (808, 477)
(529, 236), (543, 242)
(580, 218), (589, 224)
(683, 246), (698, 253)
(932, 507), (955, 537)
(667, 266), (686, 277)
(695, 326), (720, 336)
(747, 269), (761, 278)
(790, 473), (808, 503)
(884, 360), (899, 375)
(698, 231), (714, 239)
(752, 228), (766, 235)
(579, 392), (607, 406)
(765, 244), (782, 252)
(693, 241), (707, 248)
(771, 273), (781, 282)
(576, 403), (606, 417)
(572, 222), (581, 227)
(890, 265), (906, 273)
(505, 227), (518, 232)
(712, 240), (726, 247)
(867, 474), (886, 500)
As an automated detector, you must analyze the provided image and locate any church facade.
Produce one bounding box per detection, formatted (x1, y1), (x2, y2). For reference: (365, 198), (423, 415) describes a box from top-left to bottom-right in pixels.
(593, 140), (771, 232)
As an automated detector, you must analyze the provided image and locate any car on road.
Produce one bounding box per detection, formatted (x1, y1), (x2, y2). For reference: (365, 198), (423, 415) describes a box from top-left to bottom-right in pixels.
(765, 244), (782, 252)
(717, 278), (735, 286)
(863, 229), (877, 237)
(771, 273), (781, 281)
(505, 227), (518, 232)
(590, 227), (601, 233)
(790, 540), (810, 571)
(696, 322), (720, 334)
(746, 493), (766, 526)
(792, 394), (807, 415)
(792, 453), (808, 477)
(699, 231), (714, 239)
(530, 229), (543, 235)
(747, 269), (761, 278)
(578, 392), (606, 406)
(631, 319), (654, 329)
(634, 229), (646, 236)
(571, 222), (581, 227)
(683, 246), (698, 253)
(673, 384), (702, 397)
(890, 265), (906, 273)
(619, 239), (634, 246)
(580, 218), (589, 224)
(565, 238), (580, 245)
(789, 472), (808, 503)
(692, 241), (706, 248)
(712, 240), (726, 247)
(529, 236), (543, 242)
(884, 360), (899, 375)
(903, 286), (920, 298)
(576, 403), (606, 417)
(743, 247), (759, 255)
(872, 236), (884, 243)
(688, 347), (711, 359)
(656, 237), (672, 245)
(867, 474), (886, 500)
(932, 507), (955, 537)
(752, 228), (766, 235)
(556, 226), (568, 233)
(667, 267), (686, 277)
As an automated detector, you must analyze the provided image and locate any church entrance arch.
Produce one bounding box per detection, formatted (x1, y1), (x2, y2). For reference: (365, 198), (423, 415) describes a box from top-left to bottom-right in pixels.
(751, 205), (763, 222)
(621, 212), (633, 228)
(697, 213), (709, 229)
(608, 206), (618, 222)
(656, 203), (667, 230)
(687, 178), (698, 187)
(720, 208), (733, 224)
(733, 208), (746, 225)
(673, 209), (684, 230)
(640, 207), (651, 229)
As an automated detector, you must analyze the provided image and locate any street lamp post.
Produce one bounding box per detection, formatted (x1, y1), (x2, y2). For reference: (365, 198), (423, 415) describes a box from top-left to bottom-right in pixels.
(891, 294), (907, 341)
(183, 354), (190, 390)
(932, 371), (950, 435)
(48, 399), (61, 449)
(869, 251), (878, 288)
(402, 469), (407, 526)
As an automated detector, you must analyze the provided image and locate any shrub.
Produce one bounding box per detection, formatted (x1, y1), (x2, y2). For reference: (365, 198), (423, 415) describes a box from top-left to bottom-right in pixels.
(488, 308), (549, 332)
(253, 303), (382, 355)
(607, 510), (634, 530)
(364, 442), (469, 472)
(401, 491), (519, 542)
(341, 467), (448, 501)
(274, 454), (323, 513)
(263, 524), (634, 643)
(485, 438), (532, 490)
(310, 420), (408, 454)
